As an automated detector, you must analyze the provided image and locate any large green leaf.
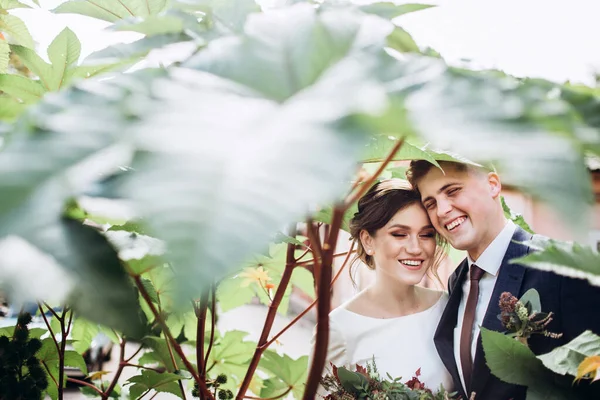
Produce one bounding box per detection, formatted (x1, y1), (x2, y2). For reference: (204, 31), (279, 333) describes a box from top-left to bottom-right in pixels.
(360, 137), (440, 165)
(83, 33), (190, 64)
(511, 239), (600, 287)
(53, 0), (169, 22)
(172, 0), (260, 34)
(538, 331), (600, 377)
(116, 58), (385, 305)
(140, 336), (187, 372)
(481, 328), (570, 400)
(355, 2), (434, 19)
(0, 14), (34, 48)
(206, 330), (257, 389)
(259, 350), (308, 399)
(0, 0), (32, 9)
(9, 45), (53, 90)
(501, 196), (534, 234)
(0, 73), (46, 102)
(399, 55), (594, 229)
(70, 317), (100, 354)
(0, 95), (25, 120)
(184, 3), (393, 101)
(46, 27), (81, 90)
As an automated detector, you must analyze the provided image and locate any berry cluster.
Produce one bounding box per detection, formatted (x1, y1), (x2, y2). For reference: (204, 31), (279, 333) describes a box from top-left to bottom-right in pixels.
(0, 313), (48, 399)
(191, 374), (234, 399)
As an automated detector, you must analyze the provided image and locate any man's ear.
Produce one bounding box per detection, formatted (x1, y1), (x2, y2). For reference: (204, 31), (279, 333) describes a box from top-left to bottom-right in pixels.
(359, 230), (373, 254)
(487, 172), (502, 199)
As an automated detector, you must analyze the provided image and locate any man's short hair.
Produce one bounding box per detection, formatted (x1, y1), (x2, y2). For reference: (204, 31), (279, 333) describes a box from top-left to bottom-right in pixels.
(406, 160), (470, 192)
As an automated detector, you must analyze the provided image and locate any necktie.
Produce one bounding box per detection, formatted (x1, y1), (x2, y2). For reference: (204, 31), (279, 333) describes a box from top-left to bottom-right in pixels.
(460, 264), (485, 393)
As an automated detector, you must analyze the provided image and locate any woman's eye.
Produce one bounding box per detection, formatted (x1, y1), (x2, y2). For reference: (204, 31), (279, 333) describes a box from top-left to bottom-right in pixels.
(420, 233), (435, 238)
(391, 233), (407, 238)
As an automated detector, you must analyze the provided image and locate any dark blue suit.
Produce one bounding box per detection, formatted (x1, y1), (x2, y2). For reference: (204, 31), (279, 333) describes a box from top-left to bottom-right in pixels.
(434, 226), (600, 400)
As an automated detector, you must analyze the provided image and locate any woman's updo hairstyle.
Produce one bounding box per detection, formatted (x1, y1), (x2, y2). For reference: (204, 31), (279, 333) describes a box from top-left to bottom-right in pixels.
(349, 179), (420, 270)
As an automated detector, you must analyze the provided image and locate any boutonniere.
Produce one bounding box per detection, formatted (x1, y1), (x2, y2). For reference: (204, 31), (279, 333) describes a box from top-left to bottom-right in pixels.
(497, 288), (562, 345)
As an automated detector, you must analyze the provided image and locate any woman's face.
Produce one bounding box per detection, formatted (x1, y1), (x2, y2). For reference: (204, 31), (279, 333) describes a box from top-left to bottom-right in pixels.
(361, 203), (437, 287)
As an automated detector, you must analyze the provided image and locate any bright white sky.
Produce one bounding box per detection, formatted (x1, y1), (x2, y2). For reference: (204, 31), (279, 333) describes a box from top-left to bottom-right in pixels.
(12, 0), (600, 84)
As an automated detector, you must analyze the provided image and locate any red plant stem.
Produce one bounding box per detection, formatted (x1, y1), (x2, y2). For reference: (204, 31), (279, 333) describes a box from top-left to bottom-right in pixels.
(102, 339), (126, 400)
(235, 227), (298, 400)
(58, 307), (70, 400)
(41, 360), (59, 387)
(67, 378), (103, 395)
(264, 242), (355, 349)
(37, 303), (60, 355)
(345, 137), (405, 208)
(295, 247), (311, 263)
(295, 251), (355, 267)
(204, 281), (217, 376)
(132, 275), (213, 399)
(302, 206), (344, 400)
(196, 290), (210, 379)
(305, 220), (322, 287)
(42, 302), (61, 320)
(125, 343), (145, 363)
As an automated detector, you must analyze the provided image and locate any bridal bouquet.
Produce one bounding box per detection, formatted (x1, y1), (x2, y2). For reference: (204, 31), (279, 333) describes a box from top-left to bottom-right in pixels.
(320, 359), (456, 400)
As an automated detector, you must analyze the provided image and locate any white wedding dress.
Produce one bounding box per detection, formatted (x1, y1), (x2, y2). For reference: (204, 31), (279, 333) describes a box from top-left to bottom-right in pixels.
(322, 293), (453, 393)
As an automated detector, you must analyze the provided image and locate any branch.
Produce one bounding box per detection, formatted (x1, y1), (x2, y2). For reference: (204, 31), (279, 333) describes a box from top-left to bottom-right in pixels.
(244, 386), (292, 400)
(204, 281), (217, 376)
(123, 363), (165, 373)
(58, 307), (70, 400)
(264, 242), (355, 348)
(102, 339), (126, 400)
(302, 206), (344, 400)
(37, 303), (60, 355)
(132, 275), (213, 399)
(125, 343), (145, 363)
(295, 251), (356, 267)
(344, 137), (405, 208)
(236, 225), (298, 400)
(67, 378), (103, 396)
(305, 220), (322, 287)
(195, 289), (210, 379)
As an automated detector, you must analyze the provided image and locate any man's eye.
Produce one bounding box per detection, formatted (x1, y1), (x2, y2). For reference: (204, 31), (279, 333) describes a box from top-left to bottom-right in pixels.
(448, 188), (460, 195)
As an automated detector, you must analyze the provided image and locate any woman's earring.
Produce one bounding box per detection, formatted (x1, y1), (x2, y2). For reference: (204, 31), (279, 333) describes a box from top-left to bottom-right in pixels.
(366, 249), (373, 255)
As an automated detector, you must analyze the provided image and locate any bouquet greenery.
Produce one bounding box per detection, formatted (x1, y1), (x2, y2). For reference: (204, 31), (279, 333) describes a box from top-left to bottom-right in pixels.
(320, 358), (457, 400)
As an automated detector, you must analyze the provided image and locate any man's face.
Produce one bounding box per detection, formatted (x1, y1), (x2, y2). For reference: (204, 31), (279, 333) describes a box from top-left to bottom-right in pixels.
(416, 165), (502, 260)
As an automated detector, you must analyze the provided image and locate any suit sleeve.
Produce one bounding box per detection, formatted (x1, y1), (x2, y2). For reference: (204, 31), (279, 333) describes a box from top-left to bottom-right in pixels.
(560, 275), (600, 338)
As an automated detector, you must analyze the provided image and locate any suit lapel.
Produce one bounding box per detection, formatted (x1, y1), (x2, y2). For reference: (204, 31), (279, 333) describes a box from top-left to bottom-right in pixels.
(435, 259), (469, 400)
(470, 227), (532, 396)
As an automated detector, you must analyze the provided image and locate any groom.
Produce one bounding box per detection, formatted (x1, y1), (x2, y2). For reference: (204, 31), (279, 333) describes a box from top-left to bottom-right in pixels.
(407, 160), (600, 400)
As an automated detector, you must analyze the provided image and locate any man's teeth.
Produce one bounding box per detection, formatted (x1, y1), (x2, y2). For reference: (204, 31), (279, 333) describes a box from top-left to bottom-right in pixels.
(400, 260), (421, 266)
(446, 217), (466, 231)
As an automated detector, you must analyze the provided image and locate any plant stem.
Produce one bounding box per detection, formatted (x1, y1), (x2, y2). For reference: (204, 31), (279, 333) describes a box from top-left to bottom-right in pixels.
(264, 242), (355, 348)
(302, 206), (344, 400)
(235, 226), (298, 400)
(58, 307), (70, 400)
(102, 339), (126, 400)
(204, 281), (217, 376)
(123, 363), (164, 372)
(125, 343), (145, 363)
(305, 220), (322, 287)
(132, 275), (213, 399)
(196, 290), (209, 379)
(37, 303), (60, 355)
(158, 299), (187, 400)
(295, 251), (355, 267)
(67, 378), (103, 395)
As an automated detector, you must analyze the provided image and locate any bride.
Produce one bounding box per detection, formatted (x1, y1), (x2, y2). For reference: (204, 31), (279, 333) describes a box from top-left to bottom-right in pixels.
(318, 179), (453, 393)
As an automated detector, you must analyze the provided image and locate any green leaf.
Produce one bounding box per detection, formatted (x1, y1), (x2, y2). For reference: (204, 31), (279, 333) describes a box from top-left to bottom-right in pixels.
(361, 138), (440, 166)
(172, 0), (260, 34)
(0, 95), (25, 120)
(70, 317), (100, 354)
(65, 350), (88, 376)
(0, 74), (46, 102)
(386, 26), (420, 53)
(313, 202), (358, 233)
(110, 14), (185, 35)
(0, 14), (34, 48)
(481, 327), (548, 386)
(53, 0), (169, 23)
(518, 288), (541, 314)
(292, 266), (315, 299)
(117, 62), (385, 305)
(336, 366), (370, 393)
(9, 45), (53, 90)
(358, 2), (435, 20)
(185, 3), (393, 101)
(125, 369), (184, 399)
(402, 57), (594, 229)
(538, 331), (600, 377)
(208, 331), (256, 380)
(46, 27), (81, 90)
(0, 39), (10, 74)
(141, 336), (187, 372)
(272, 231), (307, 248)
(216, 275), (256, 312)
(83, 33), (189, 64)
(0, 0), (32, 9)
(260, 377), (290, 399)
(512, 239), (600, 287)
(501, 196), (534, 234)
(259, 350), (308, 387)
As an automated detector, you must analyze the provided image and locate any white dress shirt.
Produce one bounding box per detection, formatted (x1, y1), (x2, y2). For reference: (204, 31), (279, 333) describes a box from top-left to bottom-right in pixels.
(453, 220), (516, 393)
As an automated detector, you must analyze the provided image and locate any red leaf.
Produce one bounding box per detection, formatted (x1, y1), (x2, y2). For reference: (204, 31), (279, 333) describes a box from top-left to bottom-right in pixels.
(355, 364), (369, 377)
(415, 367), (421, 377)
